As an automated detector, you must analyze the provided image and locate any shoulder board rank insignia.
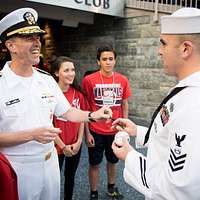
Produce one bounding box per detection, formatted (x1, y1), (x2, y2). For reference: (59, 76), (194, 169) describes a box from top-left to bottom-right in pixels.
(34, 67), (51, 76)
(0, 70), (2, 77)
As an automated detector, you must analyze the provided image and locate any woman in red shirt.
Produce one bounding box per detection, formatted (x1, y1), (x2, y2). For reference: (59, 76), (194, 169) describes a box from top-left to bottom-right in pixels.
(51, 56), (87, 200)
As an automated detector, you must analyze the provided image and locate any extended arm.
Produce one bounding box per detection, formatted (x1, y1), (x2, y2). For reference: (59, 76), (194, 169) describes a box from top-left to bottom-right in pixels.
(0, 127), (61, 147)
(61, 106), (112, 122)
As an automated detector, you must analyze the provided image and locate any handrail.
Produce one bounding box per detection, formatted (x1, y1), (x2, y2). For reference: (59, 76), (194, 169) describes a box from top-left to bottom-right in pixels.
(126, 0), (199, 20)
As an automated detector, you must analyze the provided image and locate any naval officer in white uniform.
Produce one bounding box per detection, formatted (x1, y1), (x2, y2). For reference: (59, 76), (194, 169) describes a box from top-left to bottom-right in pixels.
(0, 7), (112, 200)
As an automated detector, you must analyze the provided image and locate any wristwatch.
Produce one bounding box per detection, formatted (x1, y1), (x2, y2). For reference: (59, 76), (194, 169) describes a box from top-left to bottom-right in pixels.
(88, 112), (96, 122)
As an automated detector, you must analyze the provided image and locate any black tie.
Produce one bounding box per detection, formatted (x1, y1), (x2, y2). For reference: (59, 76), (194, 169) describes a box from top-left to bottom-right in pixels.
(143, 86), (187, 145)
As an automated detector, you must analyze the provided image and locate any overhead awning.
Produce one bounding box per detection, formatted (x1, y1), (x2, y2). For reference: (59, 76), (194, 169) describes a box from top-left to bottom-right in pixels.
(0, 0), (125, 27)
(27, 0), (125, 17)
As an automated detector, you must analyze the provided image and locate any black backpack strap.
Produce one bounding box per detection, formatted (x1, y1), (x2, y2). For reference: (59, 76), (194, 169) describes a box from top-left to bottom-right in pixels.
(143, 86), (187, 145)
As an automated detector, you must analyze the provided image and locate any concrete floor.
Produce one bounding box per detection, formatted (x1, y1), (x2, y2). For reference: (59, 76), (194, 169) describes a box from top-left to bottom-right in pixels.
(60, 137), (145, 200)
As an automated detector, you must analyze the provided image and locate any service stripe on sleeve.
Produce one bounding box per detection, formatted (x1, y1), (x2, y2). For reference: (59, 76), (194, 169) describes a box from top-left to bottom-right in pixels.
(139, 156), (149, 188)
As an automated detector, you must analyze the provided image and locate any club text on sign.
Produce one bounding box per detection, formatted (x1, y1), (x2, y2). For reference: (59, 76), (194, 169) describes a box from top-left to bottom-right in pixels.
(74, 0), (110, 9)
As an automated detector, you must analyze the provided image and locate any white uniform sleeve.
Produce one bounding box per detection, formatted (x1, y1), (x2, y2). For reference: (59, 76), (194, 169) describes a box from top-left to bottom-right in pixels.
(124, 106), (200, 200)
(135, 125), (148, 148)
(124, 150), (152, 199)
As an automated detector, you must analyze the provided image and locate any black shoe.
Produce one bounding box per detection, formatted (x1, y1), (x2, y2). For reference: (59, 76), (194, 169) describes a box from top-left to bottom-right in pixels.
(107, 187), (124, 200)
(90, 191), (98, 200)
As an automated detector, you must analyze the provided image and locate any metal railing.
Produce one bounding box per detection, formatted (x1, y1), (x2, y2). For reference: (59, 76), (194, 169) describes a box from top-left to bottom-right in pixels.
(126, 0), (199, 21)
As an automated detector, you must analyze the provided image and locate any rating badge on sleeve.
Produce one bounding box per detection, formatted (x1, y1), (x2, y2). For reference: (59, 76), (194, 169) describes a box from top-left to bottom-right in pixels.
(168, 133), (187, 172)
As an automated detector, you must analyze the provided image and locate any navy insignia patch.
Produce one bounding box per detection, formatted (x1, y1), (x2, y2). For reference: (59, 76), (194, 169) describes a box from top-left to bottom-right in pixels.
(168, 133), (187, 172)
(160, 105), (170, 126)
(23, 12), (36, 25)
(175, 133), (186, 147)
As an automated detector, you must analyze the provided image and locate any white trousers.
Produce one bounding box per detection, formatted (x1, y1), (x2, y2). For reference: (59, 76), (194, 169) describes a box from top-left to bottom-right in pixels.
(7, 148), (60, 200)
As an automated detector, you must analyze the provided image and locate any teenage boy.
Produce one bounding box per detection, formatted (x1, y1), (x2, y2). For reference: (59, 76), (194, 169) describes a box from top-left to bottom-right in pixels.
(82, 45), (131, 200)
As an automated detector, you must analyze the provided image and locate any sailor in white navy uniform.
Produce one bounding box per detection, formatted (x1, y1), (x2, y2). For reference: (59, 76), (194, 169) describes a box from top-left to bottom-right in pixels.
(112, 7), (200, 200)
(0, 8), (112, 200)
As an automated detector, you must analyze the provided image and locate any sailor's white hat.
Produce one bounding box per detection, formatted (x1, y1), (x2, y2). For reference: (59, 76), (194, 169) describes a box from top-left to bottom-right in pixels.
(0, 7), (45, 42)
(161, 7), (200, 34)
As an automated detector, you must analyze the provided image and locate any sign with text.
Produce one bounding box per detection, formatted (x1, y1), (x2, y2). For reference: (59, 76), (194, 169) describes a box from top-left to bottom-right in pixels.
(27, 0), (124, 17)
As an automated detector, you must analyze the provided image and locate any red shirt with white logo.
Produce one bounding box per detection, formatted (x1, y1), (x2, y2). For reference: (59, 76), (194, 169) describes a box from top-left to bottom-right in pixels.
(54, 86), (87, 154)
(82, 71), (131, 135)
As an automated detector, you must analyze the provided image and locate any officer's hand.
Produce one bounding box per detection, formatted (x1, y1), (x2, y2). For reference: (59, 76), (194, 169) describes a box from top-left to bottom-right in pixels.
(91, 106), (112, 121)
(111, 118), (137, 137)
(112, 138), (133, 160)
(32, 127), (61, 144)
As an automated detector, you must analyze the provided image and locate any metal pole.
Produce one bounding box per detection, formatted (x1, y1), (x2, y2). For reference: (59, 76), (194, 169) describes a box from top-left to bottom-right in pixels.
(153, 0), (159, 22)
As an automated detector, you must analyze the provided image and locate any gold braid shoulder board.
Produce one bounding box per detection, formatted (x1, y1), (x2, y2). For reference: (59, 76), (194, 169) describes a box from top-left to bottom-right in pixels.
(34, 67), (51, 76)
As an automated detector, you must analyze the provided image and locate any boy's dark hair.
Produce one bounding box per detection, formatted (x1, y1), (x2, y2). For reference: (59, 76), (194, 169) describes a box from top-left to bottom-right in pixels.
(96, 45), (117, 61)
(50, 56), (83, 94)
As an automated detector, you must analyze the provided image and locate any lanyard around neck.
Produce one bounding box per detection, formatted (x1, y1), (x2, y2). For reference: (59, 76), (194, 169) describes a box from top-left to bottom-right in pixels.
(99, 71), (114, 85)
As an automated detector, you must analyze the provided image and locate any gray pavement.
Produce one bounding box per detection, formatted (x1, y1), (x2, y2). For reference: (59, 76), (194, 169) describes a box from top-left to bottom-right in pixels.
(60, 137), (145, 200)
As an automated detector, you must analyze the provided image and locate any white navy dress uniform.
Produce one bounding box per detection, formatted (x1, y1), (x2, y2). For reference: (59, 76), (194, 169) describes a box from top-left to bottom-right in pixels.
(123, 8), (200, 200)
(0, 8), (71, 200)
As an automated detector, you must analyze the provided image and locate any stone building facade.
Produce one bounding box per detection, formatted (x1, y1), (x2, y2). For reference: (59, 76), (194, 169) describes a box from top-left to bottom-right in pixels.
(55, 13), (176, 125)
